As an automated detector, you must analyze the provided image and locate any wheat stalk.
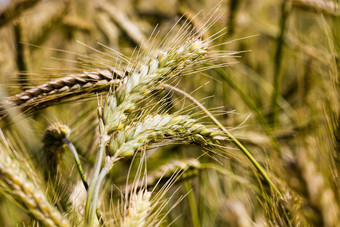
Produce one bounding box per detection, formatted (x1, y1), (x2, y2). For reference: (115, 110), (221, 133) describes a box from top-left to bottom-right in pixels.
(0, 131), (69, 227)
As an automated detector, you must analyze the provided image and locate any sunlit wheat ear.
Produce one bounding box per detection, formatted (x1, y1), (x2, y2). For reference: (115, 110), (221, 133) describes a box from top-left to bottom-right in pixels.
(87, 34), (227, 224)
(120, 189), (151, 227)
(0, 130), (69, 227)
(41, 122), (71, 180)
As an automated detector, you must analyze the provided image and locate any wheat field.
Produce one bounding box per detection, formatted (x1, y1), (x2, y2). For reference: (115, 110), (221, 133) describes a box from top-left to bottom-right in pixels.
(0, 0), (339, 226)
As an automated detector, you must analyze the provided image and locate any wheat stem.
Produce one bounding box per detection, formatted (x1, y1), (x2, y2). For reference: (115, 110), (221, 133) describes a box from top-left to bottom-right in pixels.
(271, 0), (291, 128)
(86, 135), (107, 224)
(89, 156), (119, 226)
(62, 138), (88, 190)
(62, 137), (105, 226)
(184, 181), (200, 227)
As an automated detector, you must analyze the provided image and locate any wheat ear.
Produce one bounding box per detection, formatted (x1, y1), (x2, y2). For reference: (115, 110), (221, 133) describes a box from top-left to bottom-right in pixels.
(86, 113), (222, 225)
(120, 190), (151, 227)
(0, 131), (69, 227)
(108, 113), (224, 157)
(2, 68), (126, 117)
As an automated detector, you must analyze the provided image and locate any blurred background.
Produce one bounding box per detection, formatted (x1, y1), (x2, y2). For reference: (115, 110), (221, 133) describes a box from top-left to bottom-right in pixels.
(0, 0), (339, 226)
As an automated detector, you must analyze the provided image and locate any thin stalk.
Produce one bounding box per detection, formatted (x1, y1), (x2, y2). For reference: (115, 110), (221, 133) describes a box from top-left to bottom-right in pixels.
(184, 181), (200, 227)
(62, 137), (105, 226)
(62, 137), (88, 189)
(13, 20), (29, 90)
(227, 0), (243, 35)
(85, 135), (107, 223)
(271, 0), (291, 128)
(162, 83), (282, 197)
(88, 156), (118, 226)
(89, 167), (109, 226)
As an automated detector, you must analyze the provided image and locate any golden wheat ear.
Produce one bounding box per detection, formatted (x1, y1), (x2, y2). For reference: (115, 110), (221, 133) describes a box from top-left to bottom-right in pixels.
(0, 130), (70, 227)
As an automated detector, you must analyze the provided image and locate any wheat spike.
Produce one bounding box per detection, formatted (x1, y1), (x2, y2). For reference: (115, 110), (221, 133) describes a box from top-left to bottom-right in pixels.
(0, 131), (69, 227)
(108, 113), (224, 157)
(120, 190), (151, 227)
(4, 68), (126, 115)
